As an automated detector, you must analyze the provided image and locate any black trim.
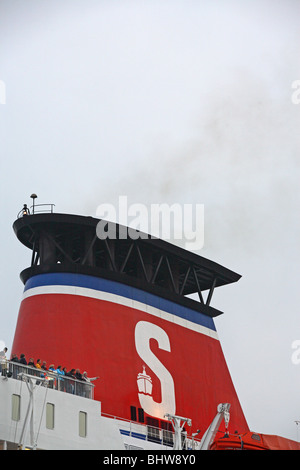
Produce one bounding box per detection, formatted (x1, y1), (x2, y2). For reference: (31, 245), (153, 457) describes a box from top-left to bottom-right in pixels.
(13, 212), (242, 318)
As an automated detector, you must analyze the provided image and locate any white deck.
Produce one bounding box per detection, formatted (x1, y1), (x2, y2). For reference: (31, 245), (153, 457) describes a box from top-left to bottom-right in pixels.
(0, 366), (201, 450)
(0, 374), (124, 450)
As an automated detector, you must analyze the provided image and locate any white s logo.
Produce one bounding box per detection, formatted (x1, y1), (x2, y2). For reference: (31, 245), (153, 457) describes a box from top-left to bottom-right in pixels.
(134, 321), (176, 419)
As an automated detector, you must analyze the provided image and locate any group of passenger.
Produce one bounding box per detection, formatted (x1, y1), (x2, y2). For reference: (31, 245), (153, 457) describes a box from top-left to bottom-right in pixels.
(1, 348), (99, 398)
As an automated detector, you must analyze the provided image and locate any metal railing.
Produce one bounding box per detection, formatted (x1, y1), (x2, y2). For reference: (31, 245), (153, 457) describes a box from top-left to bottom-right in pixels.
(1, 360), (94, 399)
(102, 413), (202, 450)
(30, 203), (55, 214)
(17, 203), (55, 218)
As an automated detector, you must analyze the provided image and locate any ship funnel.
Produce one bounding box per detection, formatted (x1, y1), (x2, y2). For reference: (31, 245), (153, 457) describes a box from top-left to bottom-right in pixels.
(11, 209), (248, 436)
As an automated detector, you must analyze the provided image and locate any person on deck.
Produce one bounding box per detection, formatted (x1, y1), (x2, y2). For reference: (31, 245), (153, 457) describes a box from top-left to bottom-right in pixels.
(56, 365), (65, 391)
(0, 347), (8, 376)
(82, 371), (99, 398)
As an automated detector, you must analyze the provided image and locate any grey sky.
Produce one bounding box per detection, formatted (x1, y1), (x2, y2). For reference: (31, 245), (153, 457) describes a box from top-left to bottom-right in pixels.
(1, 0), (300, 441)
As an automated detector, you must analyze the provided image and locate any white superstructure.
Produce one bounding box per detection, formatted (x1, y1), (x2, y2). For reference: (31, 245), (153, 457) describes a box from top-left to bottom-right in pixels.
(0, 362), (203, 450)
(0, 369), (123, 450)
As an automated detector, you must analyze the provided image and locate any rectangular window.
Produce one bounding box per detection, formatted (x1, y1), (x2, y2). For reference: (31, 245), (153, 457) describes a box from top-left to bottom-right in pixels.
(46, 403), (55, 429)
(138, 407), (144, 423)
(11, 394), (20, 421)
(146, 417), (160, 443)
(161, 420), (173, 447)
(130, 406), (137, 421)
(79, 411), (87, 437)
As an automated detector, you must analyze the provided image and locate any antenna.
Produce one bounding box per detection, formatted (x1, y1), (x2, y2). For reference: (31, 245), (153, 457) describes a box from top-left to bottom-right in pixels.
(30, 194), (37, 214)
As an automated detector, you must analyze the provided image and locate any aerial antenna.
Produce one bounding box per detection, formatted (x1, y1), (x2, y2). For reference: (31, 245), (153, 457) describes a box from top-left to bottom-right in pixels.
(30, 193), (37, 214)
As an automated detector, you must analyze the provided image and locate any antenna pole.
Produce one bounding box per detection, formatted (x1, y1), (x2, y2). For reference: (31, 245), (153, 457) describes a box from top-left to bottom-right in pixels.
(30, 193), (37, 214)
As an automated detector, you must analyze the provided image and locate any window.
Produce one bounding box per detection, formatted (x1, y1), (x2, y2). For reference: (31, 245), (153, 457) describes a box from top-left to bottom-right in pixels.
(46, 403), (55, 429)
(130, 406), (144, 423)
(130, 406), (137, 421)
(11, 394), (20, 421)
(79, 411), (87, 437)
(146, 417), (160, 443)
(161, 420), (173, 447)
(138, 407), (144, 423)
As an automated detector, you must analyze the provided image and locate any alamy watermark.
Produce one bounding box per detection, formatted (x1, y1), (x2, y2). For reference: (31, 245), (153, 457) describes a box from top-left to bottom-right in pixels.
(291, 340), (300, 365)
(291, 80), (300, 104)
(0, 80), (6, 104)
(96, 196), (204, 251)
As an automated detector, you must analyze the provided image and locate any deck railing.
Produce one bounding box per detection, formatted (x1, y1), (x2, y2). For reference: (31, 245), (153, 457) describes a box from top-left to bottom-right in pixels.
(101, 413), (202, 450)
(17, 203), (55, 218)
(30, 203), (55, 214)
(1, 360), (94, 399)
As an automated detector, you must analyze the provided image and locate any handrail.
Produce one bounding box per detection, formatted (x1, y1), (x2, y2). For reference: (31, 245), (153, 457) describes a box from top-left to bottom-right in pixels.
(30, 203), (55, 214)
(2, 360), (94, 399)
(101, 412), (202, 450)
(17, 203), (55, 218)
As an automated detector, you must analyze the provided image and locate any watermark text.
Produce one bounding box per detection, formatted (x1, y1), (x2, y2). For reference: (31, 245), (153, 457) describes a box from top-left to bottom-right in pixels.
(96, 196), (204, 251)
(291, 340), (300, 365)
(291, 80), (300, 104)
(0, 80), (6, 104)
